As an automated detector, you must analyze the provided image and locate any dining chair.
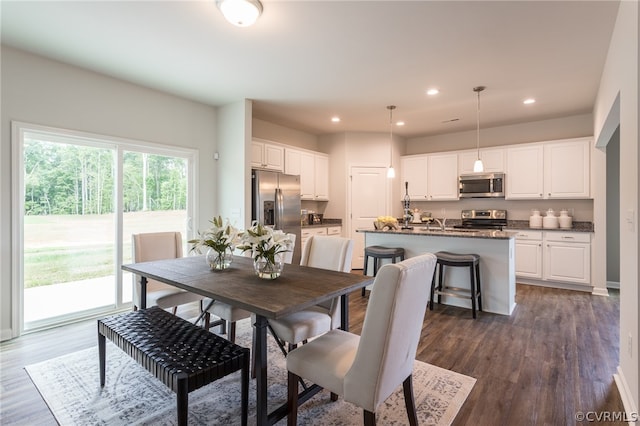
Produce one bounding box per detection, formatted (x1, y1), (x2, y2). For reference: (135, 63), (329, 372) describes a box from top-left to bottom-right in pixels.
(285, 253), (437, 426)
(132, 232), (206, 316)
(205, 233), (297, 343)
(267, 235), (354, 352)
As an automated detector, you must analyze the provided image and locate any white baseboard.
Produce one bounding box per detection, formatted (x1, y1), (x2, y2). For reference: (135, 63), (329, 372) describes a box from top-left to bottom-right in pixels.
(1, 328), (15, 342)
(613, 366), (639, 425)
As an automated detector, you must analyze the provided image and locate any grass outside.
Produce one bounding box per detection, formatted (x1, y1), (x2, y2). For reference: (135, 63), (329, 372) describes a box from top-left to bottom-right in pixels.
(24, 210), (187, 288)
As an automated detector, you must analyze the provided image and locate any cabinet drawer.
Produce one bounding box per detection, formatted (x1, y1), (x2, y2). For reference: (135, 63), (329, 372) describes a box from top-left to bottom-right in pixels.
(327, 226), (342, 236)
(544, 232), (590, 243)
(514, 230), (543, 241)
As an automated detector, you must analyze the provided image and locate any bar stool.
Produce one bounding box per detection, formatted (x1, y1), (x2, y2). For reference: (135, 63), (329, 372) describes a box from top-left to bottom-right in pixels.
(429, 251), (482, 318)
(361, 246), (405, 296)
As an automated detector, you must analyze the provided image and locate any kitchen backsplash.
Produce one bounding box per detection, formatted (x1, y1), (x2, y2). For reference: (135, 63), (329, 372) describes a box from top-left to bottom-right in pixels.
(408, 198), (594, 222)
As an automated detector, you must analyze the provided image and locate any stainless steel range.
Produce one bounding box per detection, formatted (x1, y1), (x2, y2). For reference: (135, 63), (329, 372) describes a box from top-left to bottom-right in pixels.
(454, 209), (507, 230)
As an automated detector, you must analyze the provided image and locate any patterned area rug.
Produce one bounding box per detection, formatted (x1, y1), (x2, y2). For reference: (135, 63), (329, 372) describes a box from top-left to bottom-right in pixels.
(26, 319), (475, 425)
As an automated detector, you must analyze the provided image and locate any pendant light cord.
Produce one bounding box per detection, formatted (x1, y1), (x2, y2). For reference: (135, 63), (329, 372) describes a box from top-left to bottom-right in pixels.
(387, 105), (396, 167)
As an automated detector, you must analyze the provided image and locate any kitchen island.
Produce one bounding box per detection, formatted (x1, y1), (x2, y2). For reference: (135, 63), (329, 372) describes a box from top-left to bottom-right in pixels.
(359, 227), (517, 315)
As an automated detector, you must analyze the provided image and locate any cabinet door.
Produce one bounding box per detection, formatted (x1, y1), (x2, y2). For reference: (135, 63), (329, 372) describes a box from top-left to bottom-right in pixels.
(263, 144), (284, 171)
(515, 241), (543, 278)
(544, 139), (590, 198)
(506, 145), (544, 199)
(427, 153), (458, 200)
(314, 154), (329, 200)
(400, 156), (428, 200)
(544, 241), (590, 284)
(251, 142), (265, 168)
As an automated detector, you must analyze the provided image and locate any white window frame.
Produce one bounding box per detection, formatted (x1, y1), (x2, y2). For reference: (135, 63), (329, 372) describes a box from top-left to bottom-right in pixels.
(11, 121), (198, 336)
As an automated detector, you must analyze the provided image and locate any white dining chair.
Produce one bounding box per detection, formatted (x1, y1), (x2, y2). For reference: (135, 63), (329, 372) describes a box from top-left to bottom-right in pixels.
(267, 235), (354, 351)
(132, 232), (206, 315)
(285, 253), (437, 426)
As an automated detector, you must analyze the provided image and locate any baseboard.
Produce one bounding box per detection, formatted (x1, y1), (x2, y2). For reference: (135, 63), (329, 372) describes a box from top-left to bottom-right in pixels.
(1, 328), (15, 342)
(607, 280), (620, 289)
(516, 278), (592, 293)
(613, 366), (639, 425)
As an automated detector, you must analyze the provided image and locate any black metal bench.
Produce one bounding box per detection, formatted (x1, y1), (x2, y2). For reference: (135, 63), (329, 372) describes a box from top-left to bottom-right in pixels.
(98, 306), (249, 426)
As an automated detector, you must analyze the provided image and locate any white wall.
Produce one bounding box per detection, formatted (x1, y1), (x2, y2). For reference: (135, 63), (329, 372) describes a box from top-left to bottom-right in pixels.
(593, 0), (639, 414)
(0, 46), (219, 340)
(252, 118), (318, 151)
(406, 113), (593, 155)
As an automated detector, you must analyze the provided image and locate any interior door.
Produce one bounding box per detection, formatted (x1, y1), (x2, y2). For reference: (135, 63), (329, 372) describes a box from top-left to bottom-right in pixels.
(349, 167), (389, 270)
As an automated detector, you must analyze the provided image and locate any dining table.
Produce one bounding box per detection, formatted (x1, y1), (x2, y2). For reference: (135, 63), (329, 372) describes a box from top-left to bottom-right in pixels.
(121, 254), (372, 425)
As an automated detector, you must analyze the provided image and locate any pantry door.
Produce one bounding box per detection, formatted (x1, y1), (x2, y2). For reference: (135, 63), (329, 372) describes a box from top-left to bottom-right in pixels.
(349, 166), (389, 270)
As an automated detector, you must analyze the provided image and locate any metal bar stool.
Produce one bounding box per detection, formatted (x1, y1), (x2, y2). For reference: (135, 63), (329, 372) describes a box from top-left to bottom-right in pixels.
(361, 245), (405, 296)
(429, 251), (482, 318)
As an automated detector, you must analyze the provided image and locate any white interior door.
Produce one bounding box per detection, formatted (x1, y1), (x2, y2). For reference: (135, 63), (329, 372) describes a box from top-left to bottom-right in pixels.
(349, 166), (389, 270)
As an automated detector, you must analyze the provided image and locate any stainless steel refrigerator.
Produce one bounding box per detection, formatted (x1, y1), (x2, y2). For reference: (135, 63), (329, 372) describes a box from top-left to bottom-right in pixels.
(252, 169), (302, 265)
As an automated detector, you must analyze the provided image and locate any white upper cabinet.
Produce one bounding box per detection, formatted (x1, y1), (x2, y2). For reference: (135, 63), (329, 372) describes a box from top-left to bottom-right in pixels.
(400, 155), (428, 200)
(543, 139), (591, 199)
(506, 138), (591, 200)
(458, 147), (505, 174)
(400, 153), (457, 201)
(251, 139), (284, 171)
(313, 154), (330, 201)
(506, 144), (545, 199)
(427, 153), (459, 200)
(285, 147), (329, 200)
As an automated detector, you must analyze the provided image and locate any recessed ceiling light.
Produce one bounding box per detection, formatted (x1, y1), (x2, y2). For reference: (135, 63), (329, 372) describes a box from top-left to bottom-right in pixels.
(426, 89), (439, 96)
(331, 116), (341, 123)
(523, 98), (536, 105)
(396, 121), (405, 126)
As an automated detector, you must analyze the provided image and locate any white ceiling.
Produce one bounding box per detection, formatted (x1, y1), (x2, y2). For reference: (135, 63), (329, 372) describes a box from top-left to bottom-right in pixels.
(1, 1), (620, 138)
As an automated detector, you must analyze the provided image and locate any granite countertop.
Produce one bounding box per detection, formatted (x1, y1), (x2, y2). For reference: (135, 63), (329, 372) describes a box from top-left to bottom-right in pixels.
(302, 218), (342, 228)
(358, 227), (517, 240)
(505, 220), (594, 232)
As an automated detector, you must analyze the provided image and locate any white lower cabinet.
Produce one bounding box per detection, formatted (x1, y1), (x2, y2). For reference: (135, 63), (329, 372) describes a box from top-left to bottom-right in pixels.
(515, 230), (591, 286)
(301, 226), (342, 250)
(514, 231), (543, 279)
(543, 232), (591, 284)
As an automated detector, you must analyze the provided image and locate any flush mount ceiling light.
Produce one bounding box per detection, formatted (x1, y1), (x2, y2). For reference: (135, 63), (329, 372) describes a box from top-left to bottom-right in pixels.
(386, 105), (396, 179)
(216, 0), (263, 27)
(523, 98), (536, 105)
(473, 86), (486, 173)
(426, 88), (439, 96)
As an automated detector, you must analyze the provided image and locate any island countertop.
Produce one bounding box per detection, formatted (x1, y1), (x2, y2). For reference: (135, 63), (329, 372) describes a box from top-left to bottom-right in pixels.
(358, 227), (517, 240)
(360, 227), (516, 315)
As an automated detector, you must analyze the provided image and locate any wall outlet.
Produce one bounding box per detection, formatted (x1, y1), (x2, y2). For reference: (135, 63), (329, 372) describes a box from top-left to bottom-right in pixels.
(628, 333), (633, 357)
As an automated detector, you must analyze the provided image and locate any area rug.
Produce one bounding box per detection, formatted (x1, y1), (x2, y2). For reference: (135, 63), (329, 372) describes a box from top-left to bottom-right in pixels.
(25, 319), (475, 425)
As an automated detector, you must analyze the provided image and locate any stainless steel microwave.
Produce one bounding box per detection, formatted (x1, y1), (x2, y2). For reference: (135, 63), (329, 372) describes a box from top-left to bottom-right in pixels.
(459, 173), (505, 198)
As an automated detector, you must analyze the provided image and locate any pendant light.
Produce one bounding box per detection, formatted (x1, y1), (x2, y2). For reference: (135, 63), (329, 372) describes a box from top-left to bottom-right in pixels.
(386, 105), (396, 178)
(473, 86), (486, 173)
(217, 0), (263, 27)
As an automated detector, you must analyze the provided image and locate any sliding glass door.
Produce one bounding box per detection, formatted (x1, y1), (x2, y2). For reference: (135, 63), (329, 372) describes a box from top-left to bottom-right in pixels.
(14, 123), (195, 332)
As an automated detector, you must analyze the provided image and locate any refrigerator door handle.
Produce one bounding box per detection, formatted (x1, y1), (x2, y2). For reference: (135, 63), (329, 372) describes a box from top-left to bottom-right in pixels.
(275, 188), (284, 229)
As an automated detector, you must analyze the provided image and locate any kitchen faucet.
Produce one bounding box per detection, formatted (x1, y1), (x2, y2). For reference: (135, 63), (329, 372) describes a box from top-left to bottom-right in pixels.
(432, 217), (446, 231)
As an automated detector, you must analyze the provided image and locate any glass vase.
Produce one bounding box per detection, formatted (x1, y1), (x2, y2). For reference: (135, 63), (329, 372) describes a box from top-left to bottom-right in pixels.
(206, 246), (233, 271)
(253, 253), (283, 280)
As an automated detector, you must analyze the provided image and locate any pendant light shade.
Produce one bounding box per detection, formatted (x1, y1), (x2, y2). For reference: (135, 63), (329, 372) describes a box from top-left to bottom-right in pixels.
(217, 0), (263, 27)
(386, 105), (396, 179)
(473, 86), (486, 173)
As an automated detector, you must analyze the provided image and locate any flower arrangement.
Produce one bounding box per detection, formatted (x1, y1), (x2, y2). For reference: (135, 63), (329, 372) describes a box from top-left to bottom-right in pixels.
(374, 215), (399, 230)
(237, 222), (293, 279)
(189, 216), (239, 270)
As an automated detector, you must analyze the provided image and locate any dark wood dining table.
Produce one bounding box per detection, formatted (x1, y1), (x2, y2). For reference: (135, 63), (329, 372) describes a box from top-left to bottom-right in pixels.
(121, 254), (372, 425)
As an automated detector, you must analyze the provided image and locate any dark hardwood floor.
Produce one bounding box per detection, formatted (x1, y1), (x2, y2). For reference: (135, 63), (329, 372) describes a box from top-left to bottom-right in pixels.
(0, 284), (625, 425)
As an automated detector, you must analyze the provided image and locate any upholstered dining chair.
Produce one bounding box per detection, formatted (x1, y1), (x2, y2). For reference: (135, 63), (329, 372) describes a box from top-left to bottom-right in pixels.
(285, 253), (437, 426)
(205, 233), (297, 343)
(132, 232), (206, 316)
(267, 235), (354, 352)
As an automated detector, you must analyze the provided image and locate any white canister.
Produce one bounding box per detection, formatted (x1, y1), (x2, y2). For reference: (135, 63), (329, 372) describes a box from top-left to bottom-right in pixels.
(529, 209), (542, 228)
(558, 209), (573, 229)
(543, 209), (559, 229)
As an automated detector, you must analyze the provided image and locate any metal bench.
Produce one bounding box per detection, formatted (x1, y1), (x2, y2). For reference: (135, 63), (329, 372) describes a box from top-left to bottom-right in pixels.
(98, 306), (249, 426)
